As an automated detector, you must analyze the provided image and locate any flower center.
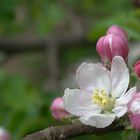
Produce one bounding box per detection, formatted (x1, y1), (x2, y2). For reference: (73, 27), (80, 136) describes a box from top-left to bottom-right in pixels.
(92, 89), (115, 111)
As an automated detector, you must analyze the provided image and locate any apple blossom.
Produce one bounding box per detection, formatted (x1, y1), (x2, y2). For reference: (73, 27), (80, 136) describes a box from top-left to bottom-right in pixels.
(50, 97), (69, 120)
(96, 34), (129, 64)
(63, 56), (136, 128)
(134, 60), (140, 78)
(127, 93), (140, 131)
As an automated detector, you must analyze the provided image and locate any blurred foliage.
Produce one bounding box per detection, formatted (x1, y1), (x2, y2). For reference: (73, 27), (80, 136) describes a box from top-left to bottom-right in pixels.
(0, 0), (140, 40)
(0, 68), (67, 140)
(0, 0), (140, 140)
(0, 70), (50, 139)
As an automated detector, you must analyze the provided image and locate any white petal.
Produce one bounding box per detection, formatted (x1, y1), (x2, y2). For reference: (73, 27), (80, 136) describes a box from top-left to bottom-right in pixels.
(76, 62), (111, 94)
(113, 87), (137, 117)
(112, 106), (127, 118)
(111, 56), (129, 98)
(116, 87), (137, 105)
(80, 113), (116, 128)
(63, 88), (101, 116)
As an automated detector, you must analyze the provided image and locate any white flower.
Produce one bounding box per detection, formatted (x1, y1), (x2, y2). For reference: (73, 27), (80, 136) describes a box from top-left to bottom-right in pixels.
(63, 56), (137, 128)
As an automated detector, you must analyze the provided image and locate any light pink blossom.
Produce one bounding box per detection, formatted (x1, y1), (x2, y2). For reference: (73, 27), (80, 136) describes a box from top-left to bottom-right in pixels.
(64, 56), (136, 128)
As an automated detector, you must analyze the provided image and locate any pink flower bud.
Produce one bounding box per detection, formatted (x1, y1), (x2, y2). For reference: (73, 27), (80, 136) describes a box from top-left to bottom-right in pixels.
(134, 60), (140, 78)
(96, 36), (107, 63)
(128, 114), (140, 131)
(106, 25), (128, 41)
(96, 34), (129, 63)
(127, 93), (140, 131)
(50, 97), (69, 120)
(0, 127), (10, 140)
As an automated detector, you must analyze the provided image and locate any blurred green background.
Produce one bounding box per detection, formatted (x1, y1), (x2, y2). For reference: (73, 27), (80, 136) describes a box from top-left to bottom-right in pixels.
(0, 0), (140, 139)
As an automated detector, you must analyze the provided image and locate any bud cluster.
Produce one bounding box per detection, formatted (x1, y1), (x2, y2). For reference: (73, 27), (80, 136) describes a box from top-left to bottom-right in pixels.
(96, 25), (129, 64)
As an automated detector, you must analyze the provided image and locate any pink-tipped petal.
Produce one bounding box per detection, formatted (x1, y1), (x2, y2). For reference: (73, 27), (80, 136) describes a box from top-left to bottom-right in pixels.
(106, 25), (128, 41)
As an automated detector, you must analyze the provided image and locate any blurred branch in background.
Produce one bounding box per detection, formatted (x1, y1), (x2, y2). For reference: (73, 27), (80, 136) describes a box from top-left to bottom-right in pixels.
(0, 32), (88, 91)
(45, 42), (60, 90)
(58, 0), (85, 35)
(0, 33), (87, 54)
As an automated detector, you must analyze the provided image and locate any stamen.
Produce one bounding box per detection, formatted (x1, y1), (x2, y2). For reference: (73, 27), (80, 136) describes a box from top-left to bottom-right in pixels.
(92, 89), (115, 111)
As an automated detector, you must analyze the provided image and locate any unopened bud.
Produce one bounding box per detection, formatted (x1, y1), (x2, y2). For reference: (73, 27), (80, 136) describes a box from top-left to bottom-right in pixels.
(96, 34), (129, 63)
(134, 60), (140, 78)
(106, 25), (128, 41)
(0, 127), (10, 140)
(127, 93), (140, 131)
(50, 97), (69, 120)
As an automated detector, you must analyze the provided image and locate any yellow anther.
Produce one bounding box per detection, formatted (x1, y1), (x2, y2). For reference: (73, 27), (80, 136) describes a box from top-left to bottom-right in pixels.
(92, 89), (115, 111)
